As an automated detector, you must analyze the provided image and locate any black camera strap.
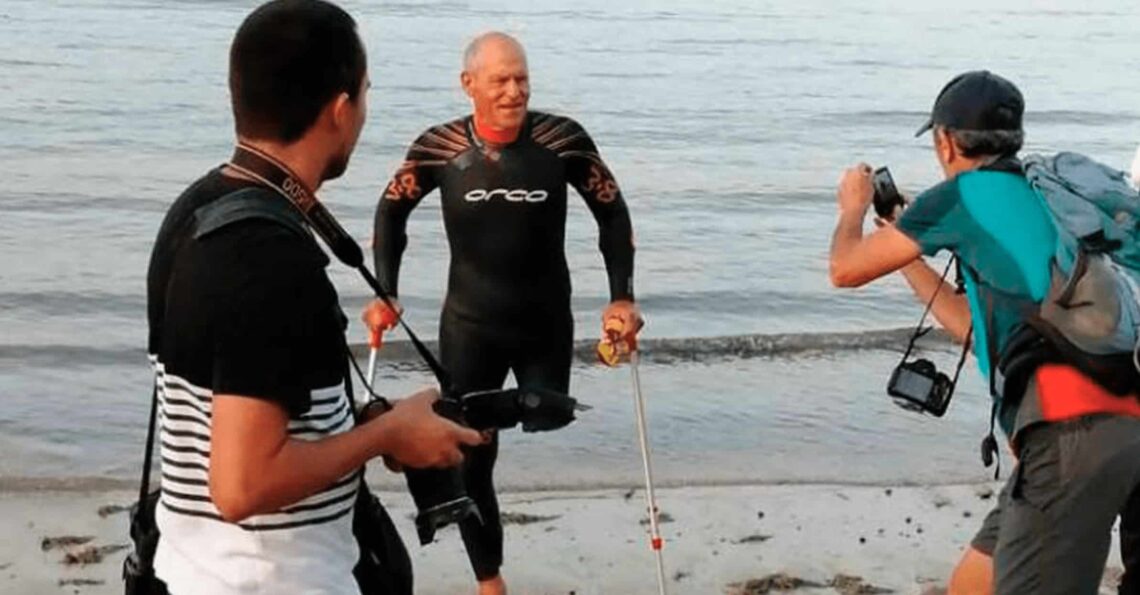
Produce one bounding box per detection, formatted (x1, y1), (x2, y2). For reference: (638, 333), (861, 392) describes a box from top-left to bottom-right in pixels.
(947, 325), (974, 391)
(898, 256), (974, 399)
(227, 143), (453, 394)
(902, 256), (999, 478)
(899, 256), (973, 367)
(136, 383), (159, 510)
(981, 294), (1003, 479)
(982, 402), (1001, 480)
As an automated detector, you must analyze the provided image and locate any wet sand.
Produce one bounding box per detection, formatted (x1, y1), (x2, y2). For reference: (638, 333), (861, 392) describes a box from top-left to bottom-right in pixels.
(1, 482), (1125, 594)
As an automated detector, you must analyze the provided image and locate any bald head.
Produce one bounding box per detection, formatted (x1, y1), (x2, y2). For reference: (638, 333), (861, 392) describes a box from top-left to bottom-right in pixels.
(461, 31), (530, 133)
(463, 32), (526, 74)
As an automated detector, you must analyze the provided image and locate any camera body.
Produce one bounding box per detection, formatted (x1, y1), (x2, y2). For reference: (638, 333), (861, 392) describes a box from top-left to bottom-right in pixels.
(404, 387), (584, 544)
(887, 358), (954, 417)
(872, 166), (905, 220)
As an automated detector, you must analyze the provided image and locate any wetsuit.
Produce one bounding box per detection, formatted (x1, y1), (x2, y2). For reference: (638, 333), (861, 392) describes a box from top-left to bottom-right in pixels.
(374, 111), (634, 579)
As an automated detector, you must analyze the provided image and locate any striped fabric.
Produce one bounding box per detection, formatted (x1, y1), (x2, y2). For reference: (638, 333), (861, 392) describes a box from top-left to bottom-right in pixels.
(150, 358), (361, 594)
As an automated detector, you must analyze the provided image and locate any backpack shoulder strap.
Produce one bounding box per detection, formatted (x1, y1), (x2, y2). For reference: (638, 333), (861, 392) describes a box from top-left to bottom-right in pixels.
(193, 187), (308, 241)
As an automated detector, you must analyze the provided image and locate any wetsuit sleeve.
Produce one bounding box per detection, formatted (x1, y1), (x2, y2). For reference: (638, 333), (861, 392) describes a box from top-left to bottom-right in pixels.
(373, 131), (443, 297)
(896, 178), (969, 256)
(557, 120), (635, 301)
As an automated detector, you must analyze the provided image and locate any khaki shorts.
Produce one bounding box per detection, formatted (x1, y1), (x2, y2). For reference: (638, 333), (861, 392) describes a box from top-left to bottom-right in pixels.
(970, 415), (1140, 594)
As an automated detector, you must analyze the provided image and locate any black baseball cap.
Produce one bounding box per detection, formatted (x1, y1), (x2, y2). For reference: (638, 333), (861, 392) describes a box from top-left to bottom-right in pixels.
(915, 70), (1024, 137)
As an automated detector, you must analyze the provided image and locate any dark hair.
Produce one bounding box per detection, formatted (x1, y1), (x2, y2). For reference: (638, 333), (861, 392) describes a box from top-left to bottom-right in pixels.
(229, 0), (366, 142)
(946, 128), (1024, 158)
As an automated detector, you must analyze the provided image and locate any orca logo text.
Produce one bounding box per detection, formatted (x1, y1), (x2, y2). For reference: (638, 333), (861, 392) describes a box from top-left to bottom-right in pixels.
(464, 188), (549, 203)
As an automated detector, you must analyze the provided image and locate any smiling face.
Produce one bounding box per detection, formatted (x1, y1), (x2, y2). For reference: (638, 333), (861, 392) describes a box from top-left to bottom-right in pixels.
(461, 34), (530, 132)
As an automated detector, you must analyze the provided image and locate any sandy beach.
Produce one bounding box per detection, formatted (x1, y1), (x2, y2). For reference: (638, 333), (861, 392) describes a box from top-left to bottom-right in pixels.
(1, 481), (1127, 595)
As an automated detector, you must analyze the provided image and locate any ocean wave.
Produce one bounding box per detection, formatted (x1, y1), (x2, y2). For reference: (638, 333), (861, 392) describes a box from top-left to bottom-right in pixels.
(0, 328), (954, 369)
(351, 327), (949, 365)
(0, 287), (911, 323)
(811, 109), (1140, 128)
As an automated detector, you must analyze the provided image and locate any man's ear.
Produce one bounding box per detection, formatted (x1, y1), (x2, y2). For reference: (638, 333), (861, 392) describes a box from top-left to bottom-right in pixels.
(330, 91), (352, 131)
(936, 128), (956, 165)
(460, 71), (475, 99)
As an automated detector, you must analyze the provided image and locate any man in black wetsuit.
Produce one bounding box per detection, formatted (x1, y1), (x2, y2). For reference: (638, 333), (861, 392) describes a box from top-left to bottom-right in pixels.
(364, 31), (640, 595)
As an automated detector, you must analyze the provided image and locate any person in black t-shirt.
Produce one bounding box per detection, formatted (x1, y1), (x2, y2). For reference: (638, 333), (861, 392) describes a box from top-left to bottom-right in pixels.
(364, 32), (641, 595)
(145, 3), (481, 593)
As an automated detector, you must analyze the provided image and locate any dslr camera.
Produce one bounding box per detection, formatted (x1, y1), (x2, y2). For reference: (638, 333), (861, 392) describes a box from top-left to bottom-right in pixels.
(887, 358), (954, 417)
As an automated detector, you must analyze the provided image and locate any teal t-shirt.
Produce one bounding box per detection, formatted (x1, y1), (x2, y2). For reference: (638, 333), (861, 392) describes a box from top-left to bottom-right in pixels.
(896, 158), (1056, 432)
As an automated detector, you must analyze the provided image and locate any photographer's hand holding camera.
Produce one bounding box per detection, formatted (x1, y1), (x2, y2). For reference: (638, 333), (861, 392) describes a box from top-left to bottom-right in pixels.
(832, 162), (921, 288)
(832, 165), (971, 344)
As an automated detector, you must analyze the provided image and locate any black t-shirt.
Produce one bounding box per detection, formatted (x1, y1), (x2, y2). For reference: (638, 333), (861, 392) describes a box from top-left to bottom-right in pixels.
(147, 167), (347, 415)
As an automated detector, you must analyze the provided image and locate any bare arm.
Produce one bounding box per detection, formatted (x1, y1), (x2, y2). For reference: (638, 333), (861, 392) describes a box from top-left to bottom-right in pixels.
(898, 259), (972, 343)
(829, 165), (924, 288)
(830, 165), (972, 343)
(209, 389), (482, 523)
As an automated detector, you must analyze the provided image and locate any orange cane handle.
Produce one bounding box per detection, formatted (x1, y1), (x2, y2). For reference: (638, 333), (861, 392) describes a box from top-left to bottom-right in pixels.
(603, 316), (624, 338)
(603, 316), (638, 352)
(596, 338), (620, 366)
(379, 306), (399, 328)
(367, 304), (400, 349)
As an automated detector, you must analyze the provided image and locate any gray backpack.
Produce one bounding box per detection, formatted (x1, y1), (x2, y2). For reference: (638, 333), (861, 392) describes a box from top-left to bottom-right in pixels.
(999, 152), (1140, 396)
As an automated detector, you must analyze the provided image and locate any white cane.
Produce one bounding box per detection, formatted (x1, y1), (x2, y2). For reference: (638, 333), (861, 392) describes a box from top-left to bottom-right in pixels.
(602, 318), (667, 595)
(362, 328), (381, 408)
(629, 348), (667, 595)
(363, 302), (400, 404)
